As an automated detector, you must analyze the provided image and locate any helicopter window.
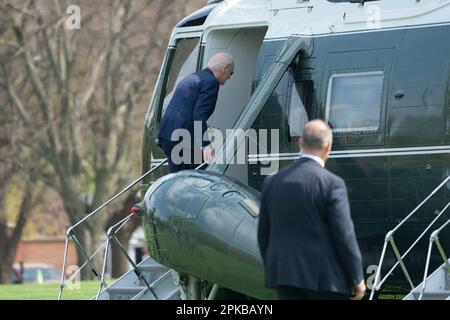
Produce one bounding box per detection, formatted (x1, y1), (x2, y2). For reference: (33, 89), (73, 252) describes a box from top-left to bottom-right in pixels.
(160, 38), (200, 119)
(286, 73), (312, 147)
(288, 83), (308, 139)
(326, 71), (384, 133)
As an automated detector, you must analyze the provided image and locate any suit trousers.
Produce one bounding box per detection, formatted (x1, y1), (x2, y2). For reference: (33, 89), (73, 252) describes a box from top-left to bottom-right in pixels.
(275, 286), (350, 300)
(158, 139), (199, 173)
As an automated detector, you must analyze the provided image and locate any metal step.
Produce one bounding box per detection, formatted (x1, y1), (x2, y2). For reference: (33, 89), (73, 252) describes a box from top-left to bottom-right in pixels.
(131, 270), (182, 300)
(94, 257), (181, 300)
(404, 258), (450, 300)
(127, 265), (170, 287)
(107, 286), (147, 300)
(411, 291), (450, 300)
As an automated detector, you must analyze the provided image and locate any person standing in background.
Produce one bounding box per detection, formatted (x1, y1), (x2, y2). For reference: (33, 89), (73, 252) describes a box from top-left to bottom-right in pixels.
(258, 119), (366, 300)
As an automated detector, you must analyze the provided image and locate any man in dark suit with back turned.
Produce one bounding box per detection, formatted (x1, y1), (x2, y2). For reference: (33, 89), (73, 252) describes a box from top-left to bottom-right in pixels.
(157, 52), (234, 172)
(258, 119), (366, 300)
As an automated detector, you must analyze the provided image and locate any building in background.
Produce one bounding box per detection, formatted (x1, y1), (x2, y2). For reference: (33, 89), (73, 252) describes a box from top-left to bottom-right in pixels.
(14, 237), (77, 275)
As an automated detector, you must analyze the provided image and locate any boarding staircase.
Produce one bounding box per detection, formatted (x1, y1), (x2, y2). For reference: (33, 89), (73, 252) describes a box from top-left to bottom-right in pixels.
(370, 176), (450, 300)
(95, 257), (181, 300)
(403, 215), (450, 300)
(58, 159), (207, 300)
(403, 260), (450, 300)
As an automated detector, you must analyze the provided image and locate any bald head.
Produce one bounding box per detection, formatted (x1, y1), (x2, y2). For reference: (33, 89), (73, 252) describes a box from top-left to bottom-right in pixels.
(207, 52), (234, 85)
(300, 119), (333, 160)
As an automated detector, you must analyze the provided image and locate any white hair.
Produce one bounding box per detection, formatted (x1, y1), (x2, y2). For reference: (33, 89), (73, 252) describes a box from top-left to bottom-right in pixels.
(207, 52), (234, 71)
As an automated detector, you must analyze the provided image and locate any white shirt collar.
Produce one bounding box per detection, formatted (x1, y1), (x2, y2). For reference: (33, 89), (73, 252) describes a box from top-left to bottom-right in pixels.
(301, 153), (325, 168)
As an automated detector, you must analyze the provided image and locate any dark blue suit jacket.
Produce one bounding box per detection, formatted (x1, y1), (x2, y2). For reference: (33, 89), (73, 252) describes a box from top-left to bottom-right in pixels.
(158, 68), (219, 148)
(257, 158), (364, 295)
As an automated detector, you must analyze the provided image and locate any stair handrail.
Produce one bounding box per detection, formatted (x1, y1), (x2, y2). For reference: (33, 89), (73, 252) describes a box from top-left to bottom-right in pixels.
(58, 158), (168, 300)
(369, 176), (450, 300)
(94, 211), (155, 300)
(419, 213), (450, 300)
(94, 161), (209, 300)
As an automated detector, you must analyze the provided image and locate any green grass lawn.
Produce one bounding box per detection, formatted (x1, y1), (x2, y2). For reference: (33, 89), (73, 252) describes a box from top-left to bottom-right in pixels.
(0, 281), (406, 300)
(0, 281), (105, 300)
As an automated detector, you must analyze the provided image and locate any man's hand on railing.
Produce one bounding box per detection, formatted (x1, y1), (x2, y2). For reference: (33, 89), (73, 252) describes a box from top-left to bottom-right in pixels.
(351, 280), (367, 300)
(203, 145), (215, 163)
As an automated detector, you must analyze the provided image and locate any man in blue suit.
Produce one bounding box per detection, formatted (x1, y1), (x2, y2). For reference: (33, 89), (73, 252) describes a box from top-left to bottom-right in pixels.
(158, 52), (234, 172)
(258, 120), (366, 300)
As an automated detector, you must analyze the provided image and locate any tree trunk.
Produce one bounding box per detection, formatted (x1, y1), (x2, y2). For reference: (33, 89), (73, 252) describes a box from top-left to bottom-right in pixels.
(62, 193), (101, 281)
(0, 263), (13, 284)
(110, 229), (132, 278)
(69, 222), (106, 281)
(70, 224), (93, 281)
(0, 192), (8, 283)
(110, 217), (142, 278)
(0, 180), (37, 284)
(88, 223), (107, 280)
(0, 163), (12, 284)
(108, 193), (141, 278)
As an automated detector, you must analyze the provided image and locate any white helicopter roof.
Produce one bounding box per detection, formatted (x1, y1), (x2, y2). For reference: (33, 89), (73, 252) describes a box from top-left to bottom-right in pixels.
(202, 0), (450, 40)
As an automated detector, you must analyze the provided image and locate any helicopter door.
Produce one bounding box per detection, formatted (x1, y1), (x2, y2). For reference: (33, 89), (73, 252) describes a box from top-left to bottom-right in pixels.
(155, 36), (201, 123)
(143, 33), (201, 177)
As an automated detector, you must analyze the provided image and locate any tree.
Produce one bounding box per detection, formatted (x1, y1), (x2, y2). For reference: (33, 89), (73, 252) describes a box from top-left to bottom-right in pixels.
(0, 93), (41, 283)
(0, 0), (206, 280)
(0, 176), (40, 283)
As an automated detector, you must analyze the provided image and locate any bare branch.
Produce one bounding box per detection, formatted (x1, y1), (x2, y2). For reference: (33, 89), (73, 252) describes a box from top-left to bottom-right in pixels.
(79, 52), (106, 111)
(0, 62), (32, 126)
(40, 18), (63, 88)
(112, 90), (135, 170)
(13, 25), (51, 120)
(133, 0), (176, 98)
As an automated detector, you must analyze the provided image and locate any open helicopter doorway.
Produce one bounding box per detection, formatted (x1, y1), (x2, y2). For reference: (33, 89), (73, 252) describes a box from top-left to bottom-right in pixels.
(204, 27), (267, 138)
(203, 26), (267, 181)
